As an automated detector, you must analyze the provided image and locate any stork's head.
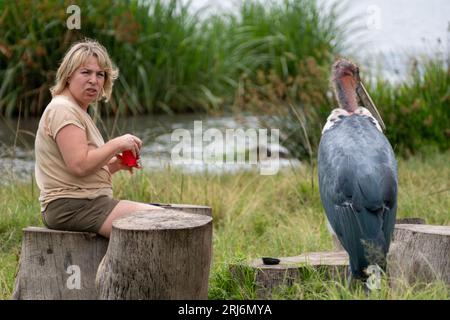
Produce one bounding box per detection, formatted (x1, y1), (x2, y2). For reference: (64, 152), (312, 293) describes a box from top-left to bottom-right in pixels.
(332, 59), (360, 82)
(332, 58), (360, 113)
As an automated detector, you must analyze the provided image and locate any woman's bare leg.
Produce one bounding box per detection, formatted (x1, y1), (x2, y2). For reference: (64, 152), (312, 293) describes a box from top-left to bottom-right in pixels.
(98, 201), (164, 238)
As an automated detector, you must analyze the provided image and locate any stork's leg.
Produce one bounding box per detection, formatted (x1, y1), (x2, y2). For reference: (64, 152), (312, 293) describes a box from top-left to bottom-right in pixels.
(346, 265), (368, 292)
(346, 266), (355, 289)
(363, 280), (372, 295)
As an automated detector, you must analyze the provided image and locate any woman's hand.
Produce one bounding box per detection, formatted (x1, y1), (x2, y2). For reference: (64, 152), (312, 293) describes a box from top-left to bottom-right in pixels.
(112, 134), (143, 158)
(107, 156), (141, 174)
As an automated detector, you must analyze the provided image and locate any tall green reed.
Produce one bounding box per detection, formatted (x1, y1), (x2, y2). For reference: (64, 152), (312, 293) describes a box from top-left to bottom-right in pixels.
(367, 54), (450, 156)
(0, 0), (347, 117)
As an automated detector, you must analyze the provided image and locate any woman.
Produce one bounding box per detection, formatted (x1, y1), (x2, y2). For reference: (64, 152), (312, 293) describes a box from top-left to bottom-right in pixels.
(35, 39), (163, 238)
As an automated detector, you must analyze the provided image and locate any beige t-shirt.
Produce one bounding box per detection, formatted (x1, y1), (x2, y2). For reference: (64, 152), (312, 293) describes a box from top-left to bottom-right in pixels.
(35, 95), (113, 212)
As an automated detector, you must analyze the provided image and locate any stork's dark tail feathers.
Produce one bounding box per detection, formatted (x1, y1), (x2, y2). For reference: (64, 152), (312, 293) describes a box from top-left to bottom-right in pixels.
(331, 203), (390, 280)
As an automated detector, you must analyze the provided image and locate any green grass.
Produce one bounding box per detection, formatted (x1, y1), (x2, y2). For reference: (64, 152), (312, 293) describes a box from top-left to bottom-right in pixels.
(0, 151), (449, 299)
(368, 55), (450, 157)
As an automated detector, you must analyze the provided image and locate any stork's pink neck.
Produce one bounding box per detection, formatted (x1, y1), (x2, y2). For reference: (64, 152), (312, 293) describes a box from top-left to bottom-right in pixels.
(334, 76), (358, 113)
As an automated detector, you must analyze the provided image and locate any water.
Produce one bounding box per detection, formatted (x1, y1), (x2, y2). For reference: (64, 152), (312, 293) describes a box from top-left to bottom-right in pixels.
(0, 117), (37, 182)
(0, 113), (297, 182)
(189, 0), (449, 52)
(332, 0), (450, 83)
(189, 0), (450, 82)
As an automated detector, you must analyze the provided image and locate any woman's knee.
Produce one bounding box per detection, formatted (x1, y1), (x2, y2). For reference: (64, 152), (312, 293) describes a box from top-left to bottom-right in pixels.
(114, 200), (163, 215)
(98, 201), (164, 237)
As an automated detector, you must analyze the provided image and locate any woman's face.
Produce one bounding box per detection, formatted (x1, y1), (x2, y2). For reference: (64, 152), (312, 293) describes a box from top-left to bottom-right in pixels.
(67, 55), (105, 110)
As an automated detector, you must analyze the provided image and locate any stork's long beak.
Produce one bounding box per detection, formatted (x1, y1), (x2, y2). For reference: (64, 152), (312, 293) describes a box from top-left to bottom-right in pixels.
(356, 79), (386, 131)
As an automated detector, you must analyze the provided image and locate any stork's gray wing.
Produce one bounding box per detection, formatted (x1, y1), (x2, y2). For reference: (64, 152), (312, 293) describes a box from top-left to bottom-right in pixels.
(318, 116), (397, 277)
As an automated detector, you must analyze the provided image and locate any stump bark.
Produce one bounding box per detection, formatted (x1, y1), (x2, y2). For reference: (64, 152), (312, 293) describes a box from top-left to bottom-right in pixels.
(230, 251), (349, 298)
(12, 227), (108, 300)
(387, 224), (450, 286)
(96, 209), (213, 300)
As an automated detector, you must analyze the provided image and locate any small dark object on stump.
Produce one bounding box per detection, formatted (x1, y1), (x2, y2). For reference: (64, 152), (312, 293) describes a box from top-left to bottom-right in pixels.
(262, 257), (280, 265)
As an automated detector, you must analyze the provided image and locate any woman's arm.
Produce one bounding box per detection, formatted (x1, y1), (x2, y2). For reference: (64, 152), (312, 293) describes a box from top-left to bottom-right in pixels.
(56, 124), (142, 177)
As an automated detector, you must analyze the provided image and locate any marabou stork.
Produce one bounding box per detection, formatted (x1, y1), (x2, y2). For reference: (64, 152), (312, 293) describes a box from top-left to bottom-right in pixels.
(318, 59), (398, 289)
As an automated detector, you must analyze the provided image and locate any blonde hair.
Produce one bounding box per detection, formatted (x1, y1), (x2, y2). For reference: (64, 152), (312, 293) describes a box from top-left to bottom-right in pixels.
(50, 39), (119, 102)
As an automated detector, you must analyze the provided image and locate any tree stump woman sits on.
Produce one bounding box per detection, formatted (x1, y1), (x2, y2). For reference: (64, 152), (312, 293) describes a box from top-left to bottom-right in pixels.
(35, 39), (163, 238)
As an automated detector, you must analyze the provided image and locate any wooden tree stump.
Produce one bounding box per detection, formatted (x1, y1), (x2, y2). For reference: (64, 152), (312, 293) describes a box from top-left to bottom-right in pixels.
(229, 218), (434, 298)
(387, 224), (450, 287)
(331, 217), (425, 251)
(12, 227), (108, 300)
(96, 209), (213, 300)
(230, 251), (349, 298)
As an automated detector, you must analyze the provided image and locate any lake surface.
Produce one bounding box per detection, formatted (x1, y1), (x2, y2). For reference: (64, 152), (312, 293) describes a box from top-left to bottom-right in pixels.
(0, 113), (298, 182)
(190, 0), (449, 52)
(334, 0), (450, 82)
(190, 0), (450, 82)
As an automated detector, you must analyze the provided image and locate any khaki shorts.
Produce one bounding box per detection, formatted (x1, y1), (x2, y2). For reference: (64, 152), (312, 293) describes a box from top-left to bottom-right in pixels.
(42, 196), (120, 233)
